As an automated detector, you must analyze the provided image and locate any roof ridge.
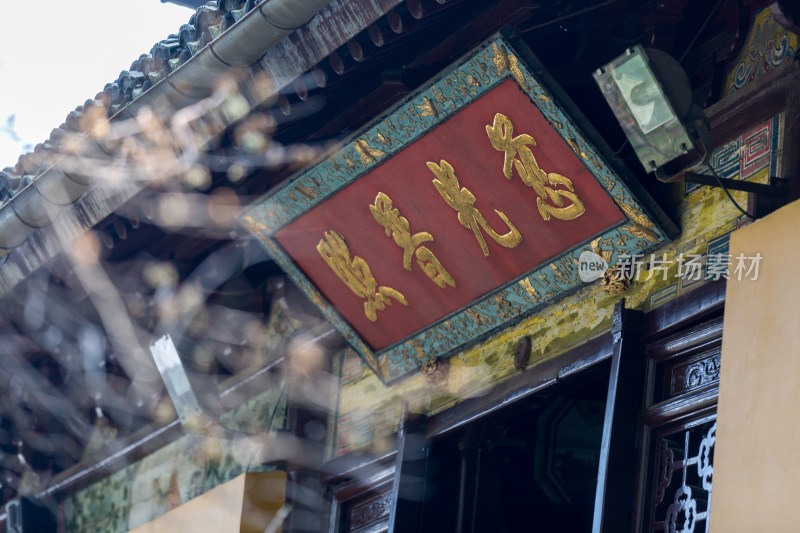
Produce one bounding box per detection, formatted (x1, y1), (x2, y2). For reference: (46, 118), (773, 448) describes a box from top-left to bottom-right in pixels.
(1, 0), (262, 208)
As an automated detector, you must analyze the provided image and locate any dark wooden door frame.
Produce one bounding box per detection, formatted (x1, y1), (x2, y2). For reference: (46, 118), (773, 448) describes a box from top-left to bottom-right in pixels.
(321, 280), (727, 532)
(592, 299), (646, 533)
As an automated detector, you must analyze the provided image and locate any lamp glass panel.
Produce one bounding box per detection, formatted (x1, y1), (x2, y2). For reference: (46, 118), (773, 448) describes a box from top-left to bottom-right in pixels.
(593, 46), (695, 171)
(613, 54), (676, 134)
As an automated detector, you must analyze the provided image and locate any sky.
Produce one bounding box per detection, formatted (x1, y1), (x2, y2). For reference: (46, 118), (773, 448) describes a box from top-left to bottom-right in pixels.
(0, 0), (193, 170)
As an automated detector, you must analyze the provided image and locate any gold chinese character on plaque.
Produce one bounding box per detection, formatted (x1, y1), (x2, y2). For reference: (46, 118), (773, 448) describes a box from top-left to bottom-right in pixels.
(486, 113), (585, 221)
(427, 160), (522, 257)
(370, 192), (455, 289)
(317, 230), (408, 321)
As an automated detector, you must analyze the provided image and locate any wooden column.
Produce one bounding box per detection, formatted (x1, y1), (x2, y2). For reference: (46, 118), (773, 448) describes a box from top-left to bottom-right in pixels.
(388, 414), (430, 533)
(455, 430), (480, 533)
(281, 348), (334, 533)
(592, 299), (645, 533)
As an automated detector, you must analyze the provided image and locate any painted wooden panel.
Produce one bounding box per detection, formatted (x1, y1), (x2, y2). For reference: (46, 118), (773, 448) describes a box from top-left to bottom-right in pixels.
(723, 7), (797, 96)
(244, 35), (671, 383)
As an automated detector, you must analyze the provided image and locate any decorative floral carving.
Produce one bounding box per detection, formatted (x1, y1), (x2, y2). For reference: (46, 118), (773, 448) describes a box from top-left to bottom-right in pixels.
(601, 264), (631, 294)
(421, 357), (449, 385)
(671, 353), (721, 396)
(686, 357), (721, 390)
(350, 492), (392, 529)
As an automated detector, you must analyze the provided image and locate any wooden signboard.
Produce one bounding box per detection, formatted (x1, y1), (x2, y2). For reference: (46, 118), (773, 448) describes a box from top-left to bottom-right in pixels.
(243, 36), (672, 383)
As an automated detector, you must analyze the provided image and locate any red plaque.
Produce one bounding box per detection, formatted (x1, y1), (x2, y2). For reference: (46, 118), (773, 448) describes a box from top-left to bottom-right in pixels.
(274, 79), (624, 350)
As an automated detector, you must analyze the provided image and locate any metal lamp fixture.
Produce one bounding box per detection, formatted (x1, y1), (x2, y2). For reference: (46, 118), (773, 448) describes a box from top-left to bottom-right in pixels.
(594, 46), (788, 217)
(593, 45), (709, 176)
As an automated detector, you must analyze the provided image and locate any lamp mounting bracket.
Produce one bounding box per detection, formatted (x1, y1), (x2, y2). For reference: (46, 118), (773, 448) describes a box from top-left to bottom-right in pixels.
(683, 172), (790, 218)
(682, 173), (789, 198)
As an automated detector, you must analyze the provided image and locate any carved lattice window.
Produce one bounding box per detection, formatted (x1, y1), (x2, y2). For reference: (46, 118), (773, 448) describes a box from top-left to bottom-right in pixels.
(639, 312), (723, 533)
(648, 417), (715, 533)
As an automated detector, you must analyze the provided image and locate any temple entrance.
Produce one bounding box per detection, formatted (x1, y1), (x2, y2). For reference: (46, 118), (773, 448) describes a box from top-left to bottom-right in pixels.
(417, 375), (608, 532)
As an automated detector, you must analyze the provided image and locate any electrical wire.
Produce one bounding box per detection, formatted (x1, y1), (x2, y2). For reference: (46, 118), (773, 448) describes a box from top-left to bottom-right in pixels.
(520, 0), (617, 33)
(710, 167), (755, 220)
(613, 138), (629, 156)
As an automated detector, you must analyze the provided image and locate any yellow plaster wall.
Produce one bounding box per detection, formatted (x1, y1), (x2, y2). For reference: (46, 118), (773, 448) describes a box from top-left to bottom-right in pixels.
(710, 199), (800, 532)
(128, 471), (286, 533)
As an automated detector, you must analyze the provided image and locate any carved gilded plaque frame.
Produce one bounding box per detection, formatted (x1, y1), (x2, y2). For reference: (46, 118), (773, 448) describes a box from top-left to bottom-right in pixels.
(243, 35), (674, 383)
